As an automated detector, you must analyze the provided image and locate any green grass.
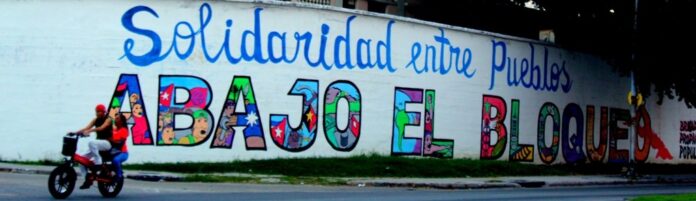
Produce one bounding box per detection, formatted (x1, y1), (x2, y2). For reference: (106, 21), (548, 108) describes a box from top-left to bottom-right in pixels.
(182, 175), (346, 185)
(127, 154), (696, 178)
(124, 154), (568, 178)
(631, 193), (696, 201)
(183, 174), (261, 183)
(1, 159), (62, 166)
(123, 154), (696, 178)
(280, 176), (347, 185)
(5, 154), (696, 178)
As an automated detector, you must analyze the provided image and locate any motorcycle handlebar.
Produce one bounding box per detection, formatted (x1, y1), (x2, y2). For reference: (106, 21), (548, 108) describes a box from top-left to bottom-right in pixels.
(66, 132), (86, 137)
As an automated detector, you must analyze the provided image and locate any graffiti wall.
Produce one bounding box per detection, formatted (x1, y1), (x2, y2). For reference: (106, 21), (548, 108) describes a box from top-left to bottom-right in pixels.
(0, 0), (694, 164)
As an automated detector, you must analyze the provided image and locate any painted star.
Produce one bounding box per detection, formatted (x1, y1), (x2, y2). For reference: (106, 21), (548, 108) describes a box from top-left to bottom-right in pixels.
(274, 127), (283, 138)
(306, 112), (314, 121)
(161, 92), (169, 101)
(245, 111), (259, 127)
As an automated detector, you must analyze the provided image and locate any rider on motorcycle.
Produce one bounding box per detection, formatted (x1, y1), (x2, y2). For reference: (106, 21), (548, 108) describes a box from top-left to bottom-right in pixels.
(77, 104), (112, 158)
(76, 105), (129, 189)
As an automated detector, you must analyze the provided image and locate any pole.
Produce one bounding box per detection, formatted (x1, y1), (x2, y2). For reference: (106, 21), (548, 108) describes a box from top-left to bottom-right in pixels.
(627, 0), (640, 180)
(397, 0), (405, 16)
(628, 74), (636, 179)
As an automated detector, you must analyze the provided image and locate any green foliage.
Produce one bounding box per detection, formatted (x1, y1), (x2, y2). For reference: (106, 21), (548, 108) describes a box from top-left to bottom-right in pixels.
(125, 154), (696, 178)
(125, 154), (566, 178)
(183, 174), (260, 183)
(409, 0), (696, 108)
(279, 176), (347, 185)
(182, 174), (347, 185)
(0, 159), (62, 166)
(632, 193), (696, 201)
(532, 0), (696, 108)
(6, 155), (696, 178)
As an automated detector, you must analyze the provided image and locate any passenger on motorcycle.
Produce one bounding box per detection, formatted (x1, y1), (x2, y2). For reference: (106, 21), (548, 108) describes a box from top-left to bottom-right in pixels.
(75, 105), (129, 189)
(110, 113), (130, 181)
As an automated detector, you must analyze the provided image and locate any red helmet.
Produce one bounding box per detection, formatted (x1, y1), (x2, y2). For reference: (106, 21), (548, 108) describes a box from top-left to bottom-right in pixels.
(95, 104), (106, 113)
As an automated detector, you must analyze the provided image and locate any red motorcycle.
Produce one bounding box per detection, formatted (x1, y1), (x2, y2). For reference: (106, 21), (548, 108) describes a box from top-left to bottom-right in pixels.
(47, 132), (124, 199)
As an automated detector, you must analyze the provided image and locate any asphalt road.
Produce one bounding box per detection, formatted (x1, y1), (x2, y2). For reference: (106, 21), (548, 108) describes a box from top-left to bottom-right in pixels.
(3, 172), (696, 201)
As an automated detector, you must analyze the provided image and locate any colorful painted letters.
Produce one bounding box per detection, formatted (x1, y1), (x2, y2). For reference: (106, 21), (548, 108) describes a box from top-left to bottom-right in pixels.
(111, 74), (368, 152)
(107, 74), (154, 145)
(480, 95), (671, 164)
(561, 103), (585, 164)
(324, 81), (362, 151)
(392, 88), (423, 156)
(509, 99), (534, 161)
(391, 88), (453, 158)
(585, 106), (608, 163)
(481, 95), (507, 159)
(157, 75), (214, 146)
(103, 73), (671, 163)
(211, 76), (267, 150)
(608, 108), (629, 163)
(537, 102), (560, 164)
(269, 80), (319, 152)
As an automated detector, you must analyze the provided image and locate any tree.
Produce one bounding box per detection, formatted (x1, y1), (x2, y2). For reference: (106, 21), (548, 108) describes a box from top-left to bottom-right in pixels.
(533, 0), (696, 108)
(406, 0), (696, 108)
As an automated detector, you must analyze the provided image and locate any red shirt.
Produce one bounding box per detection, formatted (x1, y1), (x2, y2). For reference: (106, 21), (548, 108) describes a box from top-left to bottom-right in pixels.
(111, 127), (129, 153)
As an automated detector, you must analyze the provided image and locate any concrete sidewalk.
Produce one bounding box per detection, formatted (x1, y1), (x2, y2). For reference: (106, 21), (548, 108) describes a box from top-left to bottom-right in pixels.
(348, 174), (696, 189)
(4, 162), (696, 189)
(0, 162), (183, 182)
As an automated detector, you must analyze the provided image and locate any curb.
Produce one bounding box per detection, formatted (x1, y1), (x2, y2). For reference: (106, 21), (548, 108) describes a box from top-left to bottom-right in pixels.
(0, 167), (53, 175)
(4, 164), (696, 189)
(348, 181), (521, 189)
(127, 174), (183, 182)
(0, 165), (184, 182)
(347, 176), (696, 190)
(546, 176), (696, 187)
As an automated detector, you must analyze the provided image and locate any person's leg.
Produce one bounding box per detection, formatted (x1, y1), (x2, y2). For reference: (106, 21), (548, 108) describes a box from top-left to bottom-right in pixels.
(79, 164), (90, 182)
(83, 141), (96, 162)
(79, 164), (87, 177)
(88, 141), (102, 165)
(81, 140), (111, 190)
(112, 152), (129, 178)
(79, 164), (94, 189)
(89, 140), (111, 165)
(80, 141), (102, 189)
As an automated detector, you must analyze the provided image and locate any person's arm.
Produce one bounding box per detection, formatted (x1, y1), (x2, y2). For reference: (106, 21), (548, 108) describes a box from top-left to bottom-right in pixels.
(84, 117), (111, 134)
(77, 118), (97, 135)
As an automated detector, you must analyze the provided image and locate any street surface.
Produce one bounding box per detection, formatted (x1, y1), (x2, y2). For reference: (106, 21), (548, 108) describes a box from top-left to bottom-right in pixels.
(3, 172), (696, 201)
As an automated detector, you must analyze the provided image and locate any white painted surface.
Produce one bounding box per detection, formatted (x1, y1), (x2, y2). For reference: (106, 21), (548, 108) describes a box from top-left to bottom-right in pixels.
(0, 0), (693, 164)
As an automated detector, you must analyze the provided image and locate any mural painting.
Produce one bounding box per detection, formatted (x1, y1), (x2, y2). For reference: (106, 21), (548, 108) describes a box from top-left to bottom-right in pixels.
(107, 74), (154, 145)
(156, 76), (214, 146)
(585, 106), (609, 163)
(481, 95), (507, 160)
(680, 121), (696, 159)
(211, 76), (267, 150)
(509, 99), (534, 162)
(324, 81), (361, 151)
(269, 80), (319, 152)
(0, 1), (692, 164)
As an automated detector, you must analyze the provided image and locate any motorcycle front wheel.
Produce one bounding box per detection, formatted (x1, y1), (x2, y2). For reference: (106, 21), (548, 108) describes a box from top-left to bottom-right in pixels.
(47, 165), (76, 199)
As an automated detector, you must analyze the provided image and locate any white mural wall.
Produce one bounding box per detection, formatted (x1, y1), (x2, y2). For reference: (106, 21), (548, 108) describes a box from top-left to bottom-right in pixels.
(0, 0), (694, 164)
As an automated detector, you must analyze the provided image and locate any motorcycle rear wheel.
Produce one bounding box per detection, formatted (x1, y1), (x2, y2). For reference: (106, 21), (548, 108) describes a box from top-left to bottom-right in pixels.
(97, 169), (123, 198)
